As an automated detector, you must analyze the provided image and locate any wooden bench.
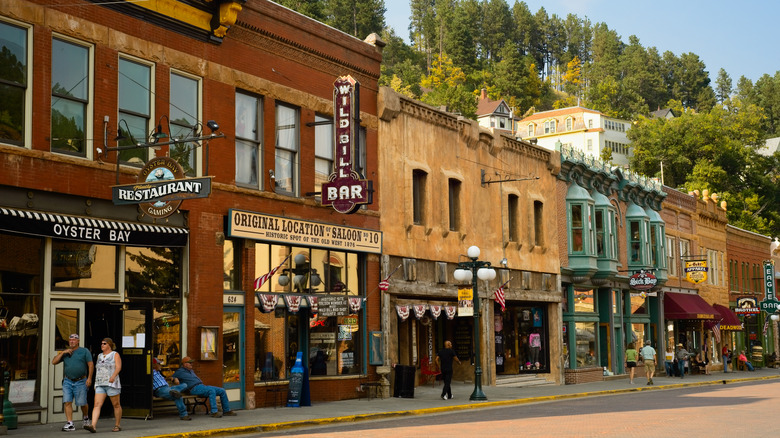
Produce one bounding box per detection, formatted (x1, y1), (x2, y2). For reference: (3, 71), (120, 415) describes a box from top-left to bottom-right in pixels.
(151, 394), (209, 418)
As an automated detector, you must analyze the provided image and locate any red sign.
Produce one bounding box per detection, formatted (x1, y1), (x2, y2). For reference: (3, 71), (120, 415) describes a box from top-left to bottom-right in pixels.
(629, 270), (657, 291)
(321, 76), (371, 214)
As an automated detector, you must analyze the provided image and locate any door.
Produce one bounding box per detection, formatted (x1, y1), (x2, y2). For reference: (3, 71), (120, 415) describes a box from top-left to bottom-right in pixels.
(119, 303), (153, 418)
(49, 301), (86, 422)
(222, 306), (244, 410)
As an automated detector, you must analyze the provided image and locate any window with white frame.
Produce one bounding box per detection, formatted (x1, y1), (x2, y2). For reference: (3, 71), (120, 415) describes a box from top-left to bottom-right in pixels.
(275, 103), (299, 196)
(527, 123), (534, 137)
(544, 119), (556, 134)
(565, 117), (572, 131)
(169, 72), (200, 176)
(666, 236), (677, 276)
(587, 139), (592, 152)
(235, 91), (262, 188)
(314, 114), (333, 198)
(118, 57), (151, 166)
(0, 19), (30, 147)
(51, 37), (91, 157)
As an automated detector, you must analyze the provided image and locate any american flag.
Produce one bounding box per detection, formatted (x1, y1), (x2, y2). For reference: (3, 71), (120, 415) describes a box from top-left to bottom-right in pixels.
(712, 322), (721, 343)
(253, 254), (291, 290)
(495, 285), (506, 312)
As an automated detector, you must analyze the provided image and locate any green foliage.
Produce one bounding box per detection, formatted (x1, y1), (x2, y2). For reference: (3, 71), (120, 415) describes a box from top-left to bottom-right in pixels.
(420, 54), (476, 117)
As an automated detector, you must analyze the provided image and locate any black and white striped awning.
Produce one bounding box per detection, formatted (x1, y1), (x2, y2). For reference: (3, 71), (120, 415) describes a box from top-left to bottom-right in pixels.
(0, 207), (188, 247)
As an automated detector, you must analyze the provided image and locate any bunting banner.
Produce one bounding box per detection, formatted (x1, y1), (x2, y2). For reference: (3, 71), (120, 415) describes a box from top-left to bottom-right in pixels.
(444, 305), (457, 320)
(396, 305), (411, 321)
(348, 297), (363, 313)
(254, 254), (292, 290)
(284, 295), (302, 314)
(430, 305), (442, 320)
(307, 295), (318, 314)
(413, 304), (428, 319)
(257, 294), (279, 313)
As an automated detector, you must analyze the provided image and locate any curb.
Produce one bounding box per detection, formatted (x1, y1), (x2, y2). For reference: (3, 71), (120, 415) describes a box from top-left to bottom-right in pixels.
(141, 374), (780, 438)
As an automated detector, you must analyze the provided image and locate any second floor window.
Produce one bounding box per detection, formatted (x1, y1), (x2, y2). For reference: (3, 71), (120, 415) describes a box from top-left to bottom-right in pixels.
(667, 236), (677, 277)
(236, 91), (262, 188)
(565, 117), (572, 131)
(448, 178), (461, 231)
(527, 124), (534, 137)
(570, 204), (584, 253)
(629, 221), (642, 263)
(412, 169), (427, 225)
(534, 200), (544, 246)
(275, 103), (299, 196)
(118, 57), (151, 166)
(0, 19), (28, 146)
(52, 37), (89, 157)
(544, 120), (556, 134)
(508, 194), (519, 242)
(170, 72), (200, 176)
(314, 114), (333, 198)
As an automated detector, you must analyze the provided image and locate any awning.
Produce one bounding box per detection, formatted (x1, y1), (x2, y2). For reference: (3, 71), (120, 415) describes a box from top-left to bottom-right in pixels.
(0, 206), (188, 247)
(663, 292), (718, 320)
(713, 303), (743, 330)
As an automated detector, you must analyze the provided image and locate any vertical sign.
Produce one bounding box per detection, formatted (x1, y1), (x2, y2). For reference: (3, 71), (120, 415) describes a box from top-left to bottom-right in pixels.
(321, 76), (371, 214)
(458, 286), (474, 317)
(764, 260), (775, 301)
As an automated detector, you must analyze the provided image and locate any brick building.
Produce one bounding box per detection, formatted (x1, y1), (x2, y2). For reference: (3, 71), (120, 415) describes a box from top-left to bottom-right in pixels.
(1, 0), (382, 425)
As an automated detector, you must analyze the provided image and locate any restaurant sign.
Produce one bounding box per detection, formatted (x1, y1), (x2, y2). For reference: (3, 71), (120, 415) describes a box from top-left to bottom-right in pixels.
(321, 75), (372, 214)
(227, 209), (382, 254)
(629, 270), (657, 291)
(735, 297), (760, 315)
(684, 260), (708, 284)
(111, 157), (212, 219)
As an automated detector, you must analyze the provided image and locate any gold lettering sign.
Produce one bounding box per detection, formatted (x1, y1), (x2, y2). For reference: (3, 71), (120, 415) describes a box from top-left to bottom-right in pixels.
(685, 260), (708, 284)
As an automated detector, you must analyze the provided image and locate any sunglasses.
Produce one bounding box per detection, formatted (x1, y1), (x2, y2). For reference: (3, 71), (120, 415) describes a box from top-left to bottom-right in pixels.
(101, 342), (108, 345)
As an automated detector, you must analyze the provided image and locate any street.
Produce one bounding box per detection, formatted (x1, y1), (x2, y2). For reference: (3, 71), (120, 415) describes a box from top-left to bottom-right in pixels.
(254, 380), (780, 437)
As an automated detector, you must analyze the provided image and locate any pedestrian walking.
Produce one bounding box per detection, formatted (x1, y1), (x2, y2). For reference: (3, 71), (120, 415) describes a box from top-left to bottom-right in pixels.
(676, 343), (690, 378)
(640, 340), (656, 385)
(85, 338), (122, 433)
(625, 343), (638, 384)
(436, 340), (461, 400)
(51, 333), (93, 432)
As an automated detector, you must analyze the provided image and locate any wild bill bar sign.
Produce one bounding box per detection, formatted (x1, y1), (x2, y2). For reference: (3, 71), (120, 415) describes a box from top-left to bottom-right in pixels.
(321, 75), (372, 214)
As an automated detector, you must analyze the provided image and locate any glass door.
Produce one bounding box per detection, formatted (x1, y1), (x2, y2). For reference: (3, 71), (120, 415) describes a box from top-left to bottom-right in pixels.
(120, 303), (152, 418)
(223, 306), (244, 410)
(49, 301), (85, 423)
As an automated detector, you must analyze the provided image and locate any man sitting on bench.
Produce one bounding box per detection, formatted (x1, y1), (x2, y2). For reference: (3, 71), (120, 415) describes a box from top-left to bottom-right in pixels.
(738, 351), (755, 371)
(173, 356), (237, 418)
(152, 358), (191, 421)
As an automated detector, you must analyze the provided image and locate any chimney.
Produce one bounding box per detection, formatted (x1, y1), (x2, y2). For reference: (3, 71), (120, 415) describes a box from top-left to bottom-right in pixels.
(480, 88), (487, 100)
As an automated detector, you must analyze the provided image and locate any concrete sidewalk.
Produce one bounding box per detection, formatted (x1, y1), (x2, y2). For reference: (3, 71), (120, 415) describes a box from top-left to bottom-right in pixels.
(8, 368), (779, 437)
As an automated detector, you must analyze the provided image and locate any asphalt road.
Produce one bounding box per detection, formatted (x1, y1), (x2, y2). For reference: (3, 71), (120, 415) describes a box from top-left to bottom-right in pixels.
(254, 380), (780, 438)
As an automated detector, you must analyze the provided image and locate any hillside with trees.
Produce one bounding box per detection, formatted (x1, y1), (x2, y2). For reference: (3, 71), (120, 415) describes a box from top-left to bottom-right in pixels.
(274, 0), (780, 238)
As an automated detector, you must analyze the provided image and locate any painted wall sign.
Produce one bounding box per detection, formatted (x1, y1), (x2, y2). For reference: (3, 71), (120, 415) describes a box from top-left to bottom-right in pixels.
(629, 270), (657, 290)
(321, 75), (372, 214)
(227, 209), (382, 254)
(684, 260), (708, 284)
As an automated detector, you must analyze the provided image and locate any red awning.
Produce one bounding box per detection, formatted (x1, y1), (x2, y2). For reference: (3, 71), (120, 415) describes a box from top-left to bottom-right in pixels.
(663, 292), (718, 320)
(713, 303), (743, 330)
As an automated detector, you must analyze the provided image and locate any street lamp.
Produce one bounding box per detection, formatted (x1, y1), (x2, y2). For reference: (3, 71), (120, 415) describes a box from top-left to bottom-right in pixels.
(453, 245), (496, 401)
(278, 253), (322, 293)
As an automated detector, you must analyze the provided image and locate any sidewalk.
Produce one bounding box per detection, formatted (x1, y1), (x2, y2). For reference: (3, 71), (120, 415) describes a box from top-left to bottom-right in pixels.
(8, 368), (779, 437)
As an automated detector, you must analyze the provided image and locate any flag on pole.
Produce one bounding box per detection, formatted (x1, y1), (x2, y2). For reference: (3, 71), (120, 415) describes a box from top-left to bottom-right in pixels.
(495, 285), (506, 312)
(712, 322), (721, 343)
(254, 253), (292, 290)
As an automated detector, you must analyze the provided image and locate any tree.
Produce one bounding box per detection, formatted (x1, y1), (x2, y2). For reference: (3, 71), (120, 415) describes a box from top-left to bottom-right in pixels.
(479, 0), (513, 63)
(715, 68), (733, 103)
(420, 54), (477, 118)
(273, 0), (327, 21)
(325, 0), (386, 39)
(410, 0), (437, 70)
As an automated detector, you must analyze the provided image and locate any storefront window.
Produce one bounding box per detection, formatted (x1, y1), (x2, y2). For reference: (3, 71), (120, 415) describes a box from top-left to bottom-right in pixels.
(574, 289), (595, 313)
(52, 240), (116, 290)
(126, 247), (182, 298)
(631, 323), (646, 346)
(630, 294), (646, 314)
(575, 322), (597, 366)
(0, 233), (42, 405)
(223, 311), (240, 382)
(223, 240), (238, 290)
(254, 243), (363, 379)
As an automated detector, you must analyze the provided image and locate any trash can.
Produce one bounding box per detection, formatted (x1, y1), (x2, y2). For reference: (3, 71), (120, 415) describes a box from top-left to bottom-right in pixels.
(393, 365), (415, 398)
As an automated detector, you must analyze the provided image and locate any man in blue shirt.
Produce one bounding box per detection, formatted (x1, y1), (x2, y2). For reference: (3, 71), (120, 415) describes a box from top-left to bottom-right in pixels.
(640, 340), (657, 385)
(172, 356), (236, 417)
(152, 358), (191, 420)
(52, 333), (93, 431)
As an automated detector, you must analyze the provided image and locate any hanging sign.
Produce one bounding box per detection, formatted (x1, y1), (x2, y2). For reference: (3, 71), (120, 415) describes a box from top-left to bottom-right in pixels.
(321, 75), (372, 214)
(760, 260), (780, 312)
(629, 270), (657, 291)
(735, 297), (760, 315)
(458, 287), (474, 317)
(684, 260), (708, 284)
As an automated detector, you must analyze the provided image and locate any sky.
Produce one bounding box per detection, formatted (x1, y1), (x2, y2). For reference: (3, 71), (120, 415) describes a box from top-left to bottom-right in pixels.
(385, 0), (778, 84)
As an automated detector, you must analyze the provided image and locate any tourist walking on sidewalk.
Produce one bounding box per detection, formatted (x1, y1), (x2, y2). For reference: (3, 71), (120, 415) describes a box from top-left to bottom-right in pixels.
(51, 333), (93, 432)
(676, 344), (690, 378)
(640, 340), (656, 385)
(436, 340), (461, 400)
(85, 338), (122, 433)
(625, 343), (638, 384)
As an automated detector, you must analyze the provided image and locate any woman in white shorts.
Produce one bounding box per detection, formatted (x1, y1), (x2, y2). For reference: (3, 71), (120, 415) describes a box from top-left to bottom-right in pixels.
(85, 338), (122, 433)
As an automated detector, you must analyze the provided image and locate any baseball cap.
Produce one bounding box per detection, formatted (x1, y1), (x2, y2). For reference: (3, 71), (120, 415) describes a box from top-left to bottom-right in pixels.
(69, 334), (79, 339)
(181, 356), (195, 363)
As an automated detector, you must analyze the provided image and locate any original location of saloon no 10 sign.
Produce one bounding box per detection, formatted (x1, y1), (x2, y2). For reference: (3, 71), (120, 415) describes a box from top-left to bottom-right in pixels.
(321, 75), (372, 214)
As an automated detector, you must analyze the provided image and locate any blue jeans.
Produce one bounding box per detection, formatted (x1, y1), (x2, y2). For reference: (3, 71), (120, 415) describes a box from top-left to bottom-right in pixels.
(189, 384), (231, 413)
(62, 377), (88, 407)
(743, 361), (755, 371)
(677, 360), (686, 378)
(664, 360), (674, 376)
(722, 355), (729, 372)
(154, 383), (189, 417)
